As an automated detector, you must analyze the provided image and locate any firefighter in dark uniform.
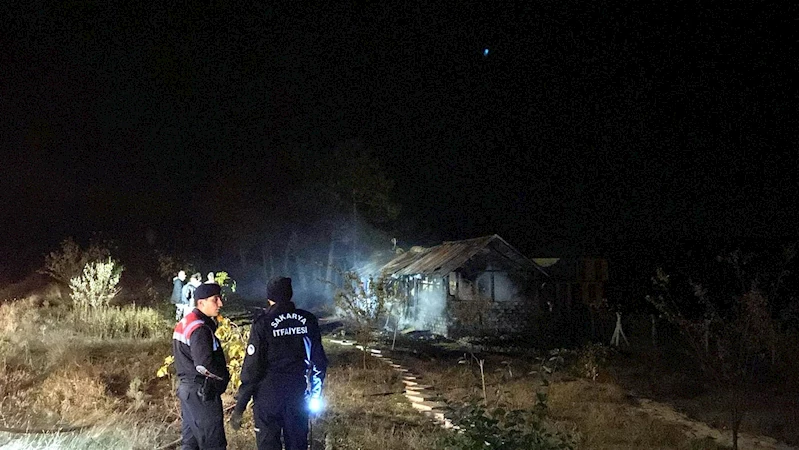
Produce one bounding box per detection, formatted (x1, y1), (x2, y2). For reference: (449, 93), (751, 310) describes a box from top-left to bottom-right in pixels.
(230, 277), (328, 450)
(172, 283), (230, 450)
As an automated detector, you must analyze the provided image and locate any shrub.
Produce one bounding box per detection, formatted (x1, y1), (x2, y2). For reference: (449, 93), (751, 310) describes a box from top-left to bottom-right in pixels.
(41, 237), (111, 285)
(444, 348), (574, 450)
(139, 277), (162, 306)
(216, 315), (249, 389)
(156, 252), (183, 280)
(648, 256), (782, 450)
(444, 402), (574, 450)
(213, 271), (237, 298)
(69, 259), (123, 312)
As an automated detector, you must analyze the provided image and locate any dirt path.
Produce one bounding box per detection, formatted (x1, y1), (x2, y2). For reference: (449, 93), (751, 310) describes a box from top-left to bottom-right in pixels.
(635, 397), (797, 450)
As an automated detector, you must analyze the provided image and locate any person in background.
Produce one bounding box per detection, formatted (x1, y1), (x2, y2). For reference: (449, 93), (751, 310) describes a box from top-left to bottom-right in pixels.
(172, 283), (230, 450)
(230, 277), (328, 450)
(179, 273), (203, 320)
(206, 272), (215, 284)
(171, 270), (187, 321)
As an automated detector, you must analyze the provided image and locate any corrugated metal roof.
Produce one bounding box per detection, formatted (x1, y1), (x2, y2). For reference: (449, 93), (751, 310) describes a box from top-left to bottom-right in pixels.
(380, 234), (544, 277)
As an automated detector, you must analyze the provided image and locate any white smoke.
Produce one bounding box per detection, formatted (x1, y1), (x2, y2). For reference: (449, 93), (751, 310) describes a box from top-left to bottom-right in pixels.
(401, 276), (447, 331)
(492, 272), (520, 302)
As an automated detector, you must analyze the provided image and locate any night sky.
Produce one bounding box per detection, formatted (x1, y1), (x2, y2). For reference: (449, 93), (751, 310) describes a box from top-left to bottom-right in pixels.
(2, 1), (798, 280)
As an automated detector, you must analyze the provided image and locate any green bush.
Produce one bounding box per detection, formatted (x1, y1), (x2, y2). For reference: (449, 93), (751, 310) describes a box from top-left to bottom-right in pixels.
(444, 402), (574, 450)
(216, 314), (249, 390)
(69, 259), (122, 312)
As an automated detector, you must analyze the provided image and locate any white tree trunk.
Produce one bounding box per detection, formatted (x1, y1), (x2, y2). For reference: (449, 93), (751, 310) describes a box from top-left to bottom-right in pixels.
(611, 312), (629, 346)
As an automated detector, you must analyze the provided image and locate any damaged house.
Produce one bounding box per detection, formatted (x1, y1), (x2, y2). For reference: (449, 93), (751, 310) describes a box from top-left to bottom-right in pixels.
(532, 257), (610, 343)
(380, 235), (551, 339)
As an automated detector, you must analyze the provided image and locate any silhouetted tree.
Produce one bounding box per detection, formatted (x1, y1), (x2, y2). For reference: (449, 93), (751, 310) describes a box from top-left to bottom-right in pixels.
(647, 245), (794, 450)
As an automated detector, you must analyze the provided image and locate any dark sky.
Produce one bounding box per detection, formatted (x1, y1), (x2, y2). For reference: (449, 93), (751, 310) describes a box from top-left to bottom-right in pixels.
(2, 1), (799, 277)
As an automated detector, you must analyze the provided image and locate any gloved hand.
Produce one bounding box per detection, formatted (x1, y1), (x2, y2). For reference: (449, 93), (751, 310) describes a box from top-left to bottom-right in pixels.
(230, 410), (243, 430)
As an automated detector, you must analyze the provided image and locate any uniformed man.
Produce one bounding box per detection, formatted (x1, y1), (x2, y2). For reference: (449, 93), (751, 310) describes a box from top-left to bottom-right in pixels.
(172, 283), (230, 450)
(230, 277), (328, 450)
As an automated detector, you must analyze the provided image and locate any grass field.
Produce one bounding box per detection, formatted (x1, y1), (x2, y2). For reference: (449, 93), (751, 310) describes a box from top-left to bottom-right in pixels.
(1, 296), (796, 449)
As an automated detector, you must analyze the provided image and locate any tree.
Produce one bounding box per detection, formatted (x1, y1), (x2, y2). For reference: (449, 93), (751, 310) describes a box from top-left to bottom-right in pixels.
(646, 247), (790, 450)
(41, 237), (111, 285)
(317, 140), (401, 269)
(334, 271), (389, 368)
(381, 275), (411, 350)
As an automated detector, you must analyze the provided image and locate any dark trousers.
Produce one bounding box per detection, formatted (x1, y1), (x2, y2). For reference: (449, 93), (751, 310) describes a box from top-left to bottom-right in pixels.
(177, 382), (227, 450)
(254, 374), (308, 450)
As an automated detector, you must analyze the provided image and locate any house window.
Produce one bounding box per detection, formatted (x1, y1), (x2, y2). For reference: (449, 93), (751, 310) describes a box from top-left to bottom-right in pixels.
(476, 272), (492, 301)
(449, 272), (458, 296)
(460, 278), (477, 300)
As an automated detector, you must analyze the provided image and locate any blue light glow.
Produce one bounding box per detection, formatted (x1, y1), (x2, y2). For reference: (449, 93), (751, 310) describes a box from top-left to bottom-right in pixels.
(483, 48), (489, 57)
(308, 396), (324, 414)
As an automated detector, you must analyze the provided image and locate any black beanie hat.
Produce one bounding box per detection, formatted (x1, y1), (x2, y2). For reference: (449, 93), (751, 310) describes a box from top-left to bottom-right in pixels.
(195, 283), (222, 301)
(267, 277), (293, 303)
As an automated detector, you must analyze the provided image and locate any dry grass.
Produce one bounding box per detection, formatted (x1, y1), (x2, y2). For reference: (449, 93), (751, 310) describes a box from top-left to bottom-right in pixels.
(0, 296), (751, 449)
(0, 417), (176, 449)
(0, 296), (170, 341)
(549, 379), (684, 450)
(1, 297), (450, 449)
(381, 340), (736, 450)
(226, 344), (449, 449)
(401, 351), (541, 405)
(0, 297), (180, 449)
(0, 334), (177, 420)
(71, 305), (171, 340)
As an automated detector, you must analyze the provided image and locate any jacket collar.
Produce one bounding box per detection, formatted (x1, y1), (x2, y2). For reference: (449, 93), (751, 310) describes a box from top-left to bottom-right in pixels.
(267, 301), (296, 315)
(192, 308), (218, 331)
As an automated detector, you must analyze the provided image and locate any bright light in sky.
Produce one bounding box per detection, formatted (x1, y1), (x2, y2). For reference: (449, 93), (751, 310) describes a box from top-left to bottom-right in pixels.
(483, 48), (489, 56)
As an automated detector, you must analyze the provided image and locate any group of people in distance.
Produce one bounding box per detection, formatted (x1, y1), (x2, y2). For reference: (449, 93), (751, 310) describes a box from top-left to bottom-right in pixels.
(171, 270), (217, 320)
(170, 272), (328, 450)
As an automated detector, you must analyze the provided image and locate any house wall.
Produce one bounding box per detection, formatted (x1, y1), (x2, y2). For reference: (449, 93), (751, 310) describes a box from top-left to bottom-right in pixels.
(449, 271), (526, 303)
(445, 270), (540, 338)
(542, 258), (609, 309)
(399, 270), (542, 339)
(448, 298), (538, 337)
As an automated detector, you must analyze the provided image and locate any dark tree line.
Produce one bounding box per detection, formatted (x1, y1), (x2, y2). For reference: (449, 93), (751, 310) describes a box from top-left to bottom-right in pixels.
(161, 140), (410, 308)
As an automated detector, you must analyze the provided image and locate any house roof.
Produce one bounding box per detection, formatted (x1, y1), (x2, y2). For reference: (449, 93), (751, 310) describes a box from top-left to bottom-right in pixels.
(380, 234), (546, 277)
